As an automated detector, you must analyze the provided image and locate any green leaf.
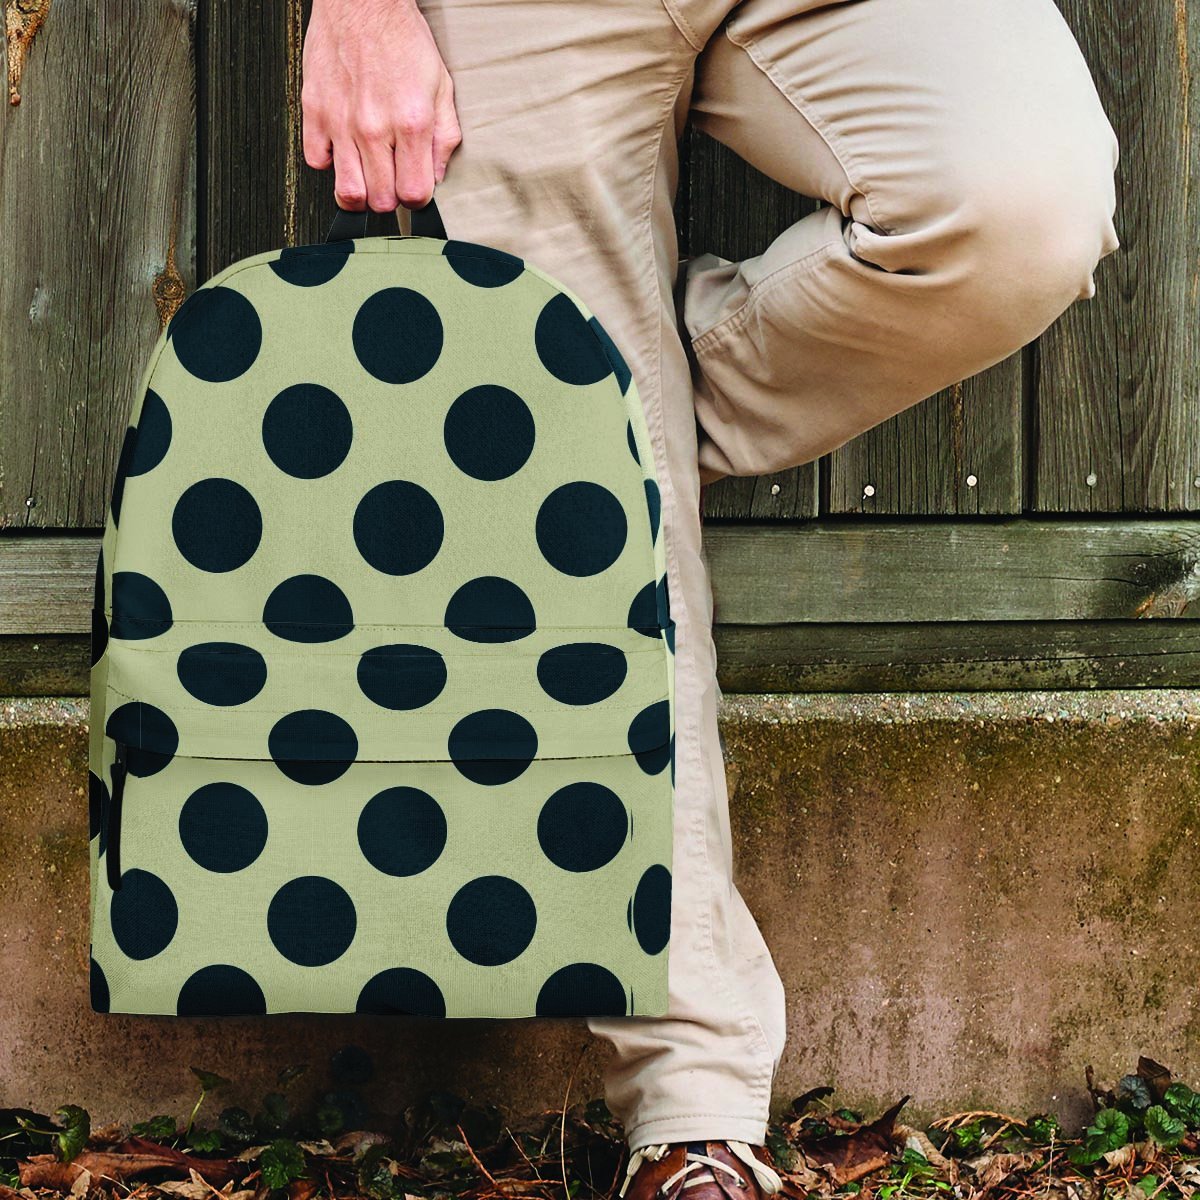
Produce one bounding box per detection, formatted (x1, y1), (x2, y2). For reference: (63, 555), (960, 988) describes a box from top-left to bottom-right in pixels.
(187, 1129), (223, 1153)
(131, 1115), (178, 1141)
(316, 1102), (345, 1138)
(260, 1138), (306, 1190)
(952, 1121), (984, 1153)
(357, 1143), (398, 1200)
(190, 1068), (230, 1094)
(218, 1107), (256, 1146)
(1163, 1084), (1200, 1128)
(53, 1106), (90, 1164)
(1137, 1176), (1160, 1195)
(1119, 1076), (1154, 1113)
(1025, 1114), (1061, 1146)
(1088, 1108), (1130, 1151)
(1145, 1106), (1186, 1149)
(258, 1093), (289, 1134)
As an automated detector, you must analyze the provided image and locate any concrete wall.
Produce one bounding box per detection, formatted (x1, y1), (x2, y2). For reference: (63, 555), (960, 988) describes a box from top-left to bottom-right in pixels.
(4, 692), (1199, 1130)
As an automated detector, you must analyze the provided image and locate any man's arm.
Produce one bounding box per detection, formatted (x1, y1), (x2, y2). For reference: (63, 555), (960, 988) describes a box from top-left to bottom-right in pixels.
(302, 0), (462, 212)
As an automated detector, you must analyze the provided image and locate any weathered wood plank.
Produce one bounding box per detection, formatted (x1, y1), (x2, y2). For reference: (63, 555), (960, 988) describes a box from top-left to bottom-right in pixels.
(202, 0), (331, 279)
(0, 536), (97, 634)
(705, 520), (1200, 623)
(1034, 0), (1199, 512)
(715, 620), (1200, 692)
(10, 522), (1199, 639)
(825, 354), (1025, 516)
(0, 636), (88, 696)
(6, 620), (1200, 697)
(0, 0), (196, 528)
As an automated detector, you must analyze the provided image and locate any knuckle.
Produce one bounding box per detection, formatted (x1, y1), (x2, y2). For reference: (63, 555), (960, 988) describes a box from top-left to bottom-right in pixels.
(335, 184), (367, 207)
(396, 105), (434, 136)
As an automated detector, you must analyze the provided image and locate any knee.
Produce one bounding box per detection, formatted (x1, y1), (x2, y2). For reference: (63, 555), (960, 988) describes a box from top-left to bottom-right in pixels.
(855, 123), (1120, 350)
(926, 134), (1120, 342)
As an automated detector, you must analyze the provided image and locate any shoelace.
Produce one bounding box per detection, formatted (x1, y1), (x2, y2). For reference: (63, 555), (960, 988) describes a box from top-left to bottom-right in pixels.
(618, 1141), (784, 1198)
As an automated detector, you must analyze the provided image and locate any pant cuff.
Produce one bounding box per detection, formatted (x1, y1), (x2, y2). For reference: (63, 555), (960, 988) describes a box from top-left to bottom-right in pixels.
(624, 1113), (770, 1152)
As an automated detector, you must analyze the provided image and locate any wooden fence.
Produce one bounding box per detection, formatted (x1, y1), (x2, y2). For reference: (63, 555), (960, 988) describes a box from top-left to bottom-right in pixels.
(1, 0), (1197, 695)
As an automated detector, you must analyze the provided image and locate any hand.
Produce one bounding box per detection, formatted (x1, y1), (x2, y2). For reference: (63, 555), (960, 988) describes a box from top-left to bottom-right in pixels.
(302, 0), (462, 212)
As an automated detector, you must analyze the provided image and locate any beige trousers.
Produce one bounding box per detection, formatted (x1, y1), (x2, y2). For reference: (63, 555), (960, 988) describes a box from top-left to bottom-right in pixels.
(414, 0), (1121, 1149)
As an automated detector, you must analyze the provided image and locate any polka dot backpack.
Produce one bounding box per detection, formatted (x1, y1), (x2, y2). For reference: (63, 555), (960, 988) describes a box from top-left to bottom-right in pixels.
(88, 200), (675, 1019)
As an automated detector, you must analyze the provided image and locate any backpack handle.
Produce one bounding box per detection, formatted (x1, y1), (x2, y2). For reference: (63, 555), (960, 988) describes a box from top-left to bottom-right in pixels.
(325, 195), (448, 243)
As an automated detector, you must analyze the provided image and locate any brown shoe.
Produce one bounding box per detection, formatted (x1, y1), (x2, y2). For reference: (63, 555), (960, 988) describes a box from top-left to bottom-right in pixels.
(618, 1141), (790, 1200)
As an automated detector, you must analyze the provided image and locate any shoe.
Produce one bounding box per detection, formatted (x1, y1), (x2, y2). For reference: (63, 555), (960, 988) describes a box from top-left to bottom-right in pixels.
(618, 1140), (789, 1200)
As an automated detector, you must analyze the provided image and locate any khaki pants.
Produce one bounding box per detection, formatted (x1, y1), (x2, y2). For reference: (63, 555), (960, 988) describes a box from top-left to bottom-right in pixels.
(415, 0), (1121, 1149)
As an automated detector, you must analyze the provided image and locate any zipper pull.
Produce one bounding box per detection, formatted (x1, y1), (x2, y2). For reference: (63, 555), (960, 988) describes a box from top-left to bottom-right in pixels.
(106, 743), (127, 892)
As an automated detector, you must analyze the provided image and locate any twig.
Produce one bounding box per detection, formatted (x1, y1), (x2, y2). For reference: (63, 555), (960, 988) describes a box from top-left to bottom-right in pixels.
(560, 1047), (588, 1199)
(457, 1124), (502, 1194)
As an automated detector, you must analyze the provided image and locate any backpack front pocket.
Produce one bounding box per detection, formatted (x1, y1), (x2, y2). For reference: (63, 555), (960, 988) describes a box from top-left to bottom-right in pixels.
(89, 623), (674, 1019)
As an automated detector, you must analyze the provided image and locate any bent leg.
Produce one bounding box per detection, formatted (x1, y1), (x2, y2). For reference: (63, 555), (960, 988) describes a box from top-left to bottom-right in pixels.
(685, 0), (1122, 484)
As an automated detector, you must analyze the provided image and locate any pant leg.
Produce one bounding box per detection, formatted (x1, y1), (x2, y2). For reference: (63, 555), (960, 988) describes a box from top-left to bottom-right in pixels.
(681, 0), (1122, 485)
(413, 0), (788, 1149)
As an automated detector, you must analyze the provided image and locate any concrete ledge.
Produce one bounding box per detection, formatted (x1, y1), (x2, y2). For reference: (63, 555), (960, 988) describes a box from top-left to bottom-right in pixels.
(3, 692), (1200, 1128)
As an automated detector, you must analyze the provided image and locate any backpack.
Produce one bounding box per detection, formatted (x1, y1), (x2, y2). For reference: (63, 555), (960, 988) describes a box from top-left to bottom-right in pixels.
(87, 201), (675, 1019)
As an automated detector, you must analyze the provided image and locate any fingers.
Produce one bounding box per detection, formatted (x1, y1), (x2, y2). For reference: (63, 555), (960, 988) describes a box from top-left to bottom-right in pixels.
(359, 123), (400, 212)
(303, 120), (333, 172)
(331, 137), (368, 211)
(393, 103), (437, 208)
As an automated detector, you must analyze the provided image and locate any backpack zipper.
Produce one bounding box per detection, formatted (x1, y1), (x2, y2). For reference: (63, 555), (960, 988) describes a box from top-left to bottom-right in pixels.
(106, 742), (127, 891)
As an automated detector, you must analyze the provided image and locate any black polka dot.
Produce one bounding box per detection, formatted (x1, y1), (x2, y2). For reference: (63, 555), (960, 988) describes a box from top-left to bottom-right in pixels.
(627, 580), (659, 638)
(357, 786), (447, 877)
(354, 481), (444, 575)
(177, 642), (268, 706)
(109, 426), (136, 525)
(111, 571), (173, 640)
(357, 967), (446, 1016)
(587, 316), (633, 395)
(263, 384), (353, 479)
(445, 577), (536, 642)
(263, 575), (354, 642)
(538, 782), (628, 872)
(442, 242), (525, 288)
(448, 709), (537, 785)
(128, 389), (173, 476)
(172, 478), (262, 573)
(268, 876), (357, 966)
(627, 420), (640, 464)
(534, 293), (613, 385)
(171, 287), (262, 383)
(537, 642), (628, 706)
(645, 480), (661, 544)
(270, 241), (354, 287)
(445, 876), (536, 966)
(631, 864), (671, 955)
(90, 955), (110, 1013)
(178, 964), (267, 1016)
(106, 703), (178, 775)
(444, 385), (535, 480)
(91, 604), (109, 667)
(536, 482), (627, 576)
(657, 575), (673, 652)
(110, 868), (178, 960)
(628, 701), (671, 774)
(179, 782), (268, 873)
(537, 963), (628, 1017)
(269, 710), (357, 784)
(357, 644), (447, 710)
(89, 770), (107, 844)
(353, 288), (443, 383)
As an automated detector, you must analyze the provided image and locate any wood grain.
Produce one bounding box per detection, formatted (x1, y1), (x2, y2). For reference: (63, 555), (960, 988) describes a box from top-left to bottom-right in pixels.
(1035, 0), (1200, 512)
(0, 0), (196, 528)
